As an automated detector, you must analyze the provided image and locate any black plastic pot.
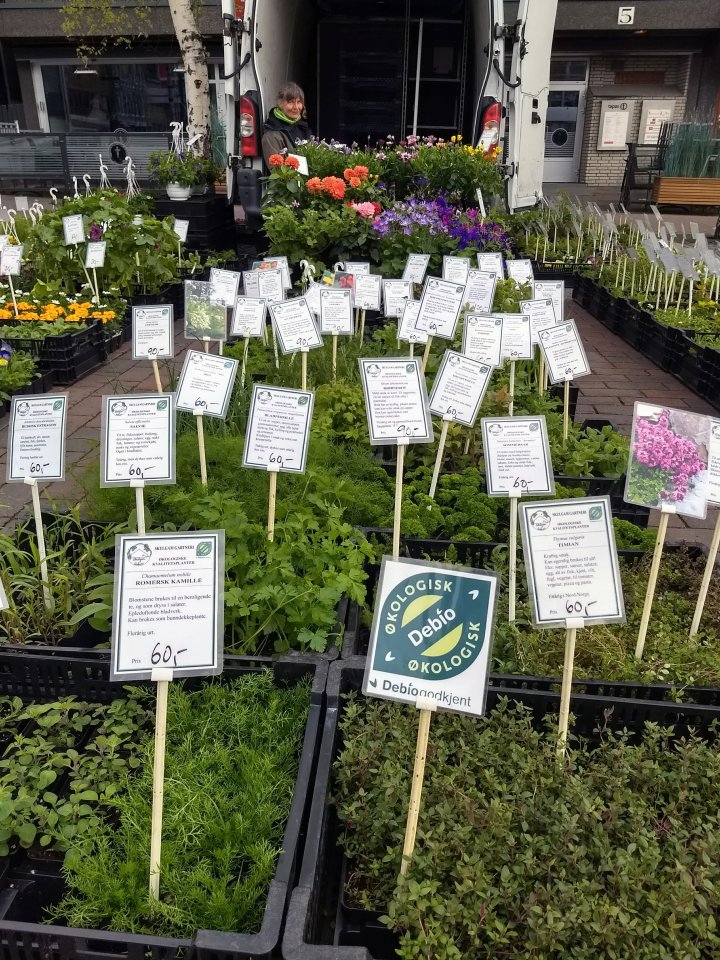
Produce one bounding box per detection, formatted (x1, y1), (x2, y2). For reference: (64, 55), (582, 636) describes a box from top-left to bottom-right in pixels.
(2, 370), (55, 417)
(283, 660), (720, 960)
(0, 649), (326, 960)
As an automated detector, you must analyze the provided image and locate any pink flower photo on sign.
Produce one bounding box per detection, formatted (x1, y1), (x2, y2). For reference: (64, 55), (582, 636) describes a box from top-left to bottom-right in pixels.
(625, 403), (711, 519)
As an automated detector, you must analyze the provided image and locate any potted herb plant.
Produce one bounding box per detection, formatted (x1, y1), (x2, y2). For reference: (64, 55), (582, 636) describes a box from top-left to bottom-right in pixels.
(148, 149), (203, 201)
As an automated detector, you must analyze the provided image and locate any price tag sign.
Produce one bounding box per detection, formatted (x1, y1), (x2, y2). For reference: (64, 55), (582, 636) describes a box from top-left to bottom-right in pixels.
(263, 255), (292, 290)
(173, 218), (189, 242)
(506, 259), (534, 285)
(708, 419), (720, 506)
(475, 187), (486, 218)
(520, 298), (557, 345)
(7, 395), (67, 482)
(415, 277), (466, 340)
(477, 252), (504, 280)
(0, 579), (7, 611)
(442, 255), (471, 285)
(111, 530), (224, 682)
(101, 394), (175, 487)
(481, 416), (555, 496)
(532, 280), (565, 324)
(353, 273), (382, 312)
(62, 214), (85, 246)
(209, 268), (241, 307)
(230, 297), (266, 338)
(270, 297), (323, 353)
(175, 351), (239, 418)
(500, 313), (533, 360)
(398, 301), (427, 345)
(363, 556), (500, 718)
(85, 241), (106, 269)
(538, 320), (591, 382)
(383, 279), (413, 319)
(464, 270), (497, 314)
(1, 244), (23, 276)
(429, 351), (493, 426)
(320, 287), (354, 335)
(402, 253), (431, 285)
(243, 270), (261, 299)
(243, 385), (314, 474)
(14, 197), (28, 212)
(520, 497), (626, 628)
(244, 267), (284, 303)
(184, 280), (228, 343)
(344, 261), (371, 275)
(359, 357), (433, 445)
(463, 314), (503, 366)
(132, 305), (175, 360)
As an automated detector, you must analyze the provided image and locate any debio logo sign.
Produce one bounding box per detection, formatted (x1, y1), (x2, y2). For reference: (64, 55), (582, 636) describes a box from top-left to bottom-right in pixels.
(364, 558), (500, 718)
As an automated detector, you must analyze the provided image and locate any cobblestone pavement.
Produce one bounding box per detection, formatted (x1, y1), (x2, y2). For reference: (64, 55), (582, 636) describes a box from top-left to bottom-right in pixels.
(1, 302), (717, 546)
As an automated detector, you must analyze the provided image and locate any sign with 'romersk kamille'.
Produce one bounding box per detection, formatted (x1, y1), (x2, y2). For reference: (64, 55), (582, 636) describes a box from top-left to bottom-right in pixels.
(364, 557), (499, 717)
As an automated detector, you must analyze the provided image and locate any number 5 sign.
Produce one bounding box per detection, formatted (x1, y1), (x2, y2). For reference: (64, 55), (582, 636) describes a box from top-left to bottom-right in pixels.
(618, 6), (635, 24)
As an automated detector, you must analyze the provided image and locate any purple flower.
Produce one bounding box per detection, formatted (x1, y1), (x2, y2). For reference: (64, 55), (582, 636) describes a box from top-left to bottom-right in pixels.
(89, 223), (102, 241)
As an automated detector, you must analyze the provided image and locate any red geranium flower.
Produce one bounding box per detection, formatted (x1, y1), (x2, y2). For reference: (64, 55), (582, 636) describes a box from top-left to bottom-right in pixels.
(284, 156), (300, 169)
(268, 154), (284, 167)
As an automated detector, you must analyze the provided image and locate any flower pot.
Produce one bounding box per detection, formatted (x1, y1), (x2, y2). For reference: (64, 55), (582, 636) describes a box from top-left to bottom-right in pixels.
(165, 182), (192, 201)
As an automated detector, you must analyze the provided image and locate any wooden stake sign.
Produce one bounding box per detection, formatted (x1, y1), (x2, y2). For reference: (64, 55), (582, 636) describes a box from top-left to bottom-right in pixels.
(401, 254), (431, 286)
(623, 403), (711, 658)
(7, 394), (68, 609)
(519, 497), (625, 754)
(427, 351), (493, 498)
(462, 314), (503, 368)
(231, 297), (266, 388)
(537, 321), (591, 444)
(132, 305), (174, 393)
(109, 530), (224, 898)
(363, 556), (500, 874)
(269, 298), (323, 389)
(690, 418), (720, 636)
(319, 287), (354, 380)
(481, 416), (554, 621)
(175, 352), (239, 485)
(100, 394), (176, 495)
(242, 385), (314, 540)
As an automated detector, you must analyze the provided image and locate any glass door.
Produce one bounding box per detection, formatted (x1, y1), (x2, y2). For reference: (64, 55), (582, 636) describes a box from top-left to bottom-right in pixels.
(543, 60), (588, 183)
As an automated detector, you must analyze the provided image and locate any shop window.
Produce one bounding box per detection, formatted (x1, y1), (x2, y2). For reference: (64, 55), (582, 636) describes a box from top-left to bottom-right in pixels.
(549, 60), (587, 83)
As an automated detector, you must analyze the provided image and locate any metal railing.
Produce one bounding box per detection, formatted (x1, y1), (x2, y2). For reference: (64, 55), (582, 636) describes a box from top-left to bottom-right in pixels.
(0, 131), (173, 190)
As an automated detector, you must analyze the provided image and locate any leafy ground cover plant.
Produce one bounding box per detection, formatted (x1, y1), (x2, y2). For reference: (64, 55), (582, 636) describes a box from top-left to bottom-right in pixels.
(334, 695), (720, 959)
(0, 347), (38, 402)
(53, 672), (310, 937)
(0, 515), (121, 645)
(0, 694), (150, 856)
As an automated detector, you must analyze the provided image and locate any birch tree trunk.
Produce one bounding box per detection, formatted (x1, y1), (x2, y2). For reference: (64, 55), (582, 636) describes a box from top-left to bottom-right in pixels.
(169, 0), (212, 156)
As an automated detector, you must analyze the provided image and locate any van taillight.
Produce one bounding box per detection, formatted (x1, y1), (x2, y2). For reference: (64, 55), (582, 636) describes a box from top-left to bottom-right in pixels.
(240, 96), (258, 156)
(479, 101), (501, 152)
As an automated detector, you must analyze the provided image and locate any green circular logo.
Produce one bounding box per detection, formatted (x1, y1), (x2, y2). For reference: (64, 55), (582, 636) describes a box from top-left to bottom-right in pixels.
(374, 570), (492, 681)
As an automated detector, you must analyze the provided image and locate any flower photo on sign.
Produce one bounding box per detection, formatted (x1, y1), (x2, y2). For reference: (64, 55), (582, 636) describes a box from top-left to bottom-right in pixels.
(625, 403), (710, 518)
(184, 280), (227, 342)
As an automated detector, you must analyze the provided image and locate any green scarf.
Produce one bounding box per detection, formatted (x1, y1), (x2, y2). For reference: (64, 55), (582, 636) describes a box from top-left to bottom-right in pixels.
(274, 106), (300, 125)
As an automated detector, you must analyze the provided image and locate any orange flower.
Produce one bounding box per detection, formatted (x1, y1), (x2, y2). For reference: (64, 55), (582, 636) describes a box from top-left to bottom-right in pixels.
(284, 156), (299, 170)
(307, 177), (323, 193)
(321, 176), (346, 200)
(343, 168), (354, 181)
(349, 176), (361, 188)
(353, 165), (369, 178)
(268, 154), (284, 167)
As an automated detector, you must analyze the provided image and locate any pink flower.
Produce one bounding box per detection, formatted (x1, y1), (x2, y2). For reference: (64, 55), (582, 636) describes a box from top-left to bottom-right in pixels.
(349, 201), (377, 219)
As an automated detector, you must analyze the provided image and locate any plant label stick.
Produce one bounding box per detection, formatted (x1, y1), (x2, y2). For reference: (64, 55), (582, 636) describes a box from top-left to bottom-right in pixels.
(173, 217), (188, 268)
(383, 279), (413, 319)
(442, 255), (471, 285)
(176, 351), (239, 420)
(463, 314), (503, 367)
(415, 277), (466, 343)
(62, 213), (84, 246)
(427, 351), (493, 498)
(463, 270), (497, 314)
(482, 416), (555, 621)
(195, 410), (208, 486)
(398, 301), (427, 351)
(184, 280), (228, 345)
(109, 530), (224, 896)
(269, 298), (323, 367)
(506, 259), (534, 286)
(402, 254), (431, 286)
(363, 556), (500, 870)
(477, 252), (504, 280)
(320, 287), (354, 379)
(690, 419), (720, 636)
(243, 385), (314, 476)
(532, 280), (565, 325)
(132, 305), (174, 392)
(1, 243), (23, 314)
(0, 578), (7, 611)
(100, 394), (176, 488)
(353, 274), (382, 314)
(519, 497), (625, 751)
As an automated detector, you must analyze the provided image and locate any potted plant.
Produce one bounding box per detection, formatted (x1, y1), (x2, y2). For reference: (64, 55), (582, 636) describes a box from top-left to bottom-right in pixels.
(148, 149), (203, 200)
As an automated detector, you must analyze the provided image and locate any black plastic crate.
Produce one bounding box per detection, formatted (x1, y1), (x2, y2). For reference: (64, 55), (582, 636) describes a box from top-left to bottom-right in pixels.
(0, 651), (327, 960)
(2, 370), (55, 416)
(529, 262), (578, 287)
(283, 661), (720, 960)
(699, 343), (720, 411)
(37, 320), (104, 385)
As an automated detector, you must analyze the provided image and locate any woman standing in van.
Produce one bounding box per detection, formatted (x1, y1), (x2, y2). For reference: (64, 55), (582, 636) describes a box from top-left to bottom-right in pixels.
(261, 82), (313, 167)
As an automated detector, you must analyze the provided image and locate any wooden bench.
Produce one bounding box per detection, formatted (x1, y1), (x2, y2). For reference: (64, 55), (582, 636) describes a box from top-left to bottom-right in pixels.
(653, 176), (720, 205)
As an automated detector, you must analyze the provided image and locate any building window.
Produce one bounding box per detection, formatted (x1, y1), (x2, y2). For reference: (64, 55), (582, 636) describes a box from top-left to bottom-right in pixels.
(549, 60), (588, 83)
